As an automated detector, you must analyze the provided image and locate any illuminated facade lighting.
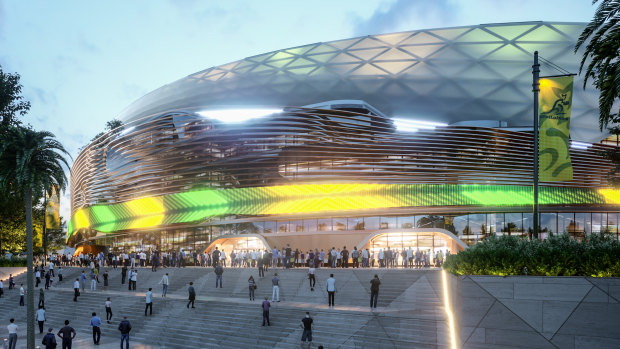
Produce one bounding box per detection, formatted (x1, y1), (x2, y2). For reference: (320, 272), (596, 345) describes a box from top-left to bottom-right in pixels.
(68, 22), (617, 253)
(198, 108), (281, 123)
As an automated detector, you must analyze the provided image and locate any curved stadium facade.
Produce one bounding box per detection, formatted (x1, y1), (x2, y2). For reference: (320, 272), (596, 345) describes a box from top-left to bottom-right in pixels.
(68, 22), (620, 256)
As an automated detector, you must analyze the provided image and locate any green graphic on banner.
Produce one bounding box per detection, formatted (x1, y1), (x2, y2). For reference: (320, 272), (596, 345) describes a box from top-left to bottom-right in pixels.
(539, 76), (573, 181)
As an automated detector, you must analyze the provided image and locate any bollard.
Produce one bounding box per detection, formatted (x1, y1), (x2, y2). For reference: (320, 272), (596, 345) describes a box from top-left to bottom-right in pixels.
(3, 338), (7, 349)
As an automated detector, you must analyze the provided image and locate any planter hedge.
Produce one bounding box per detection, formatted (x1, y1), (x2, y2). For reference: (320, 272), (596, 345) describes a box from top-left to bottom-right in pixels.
(443, 233), (620, 277)
(0, 257), (27, 267)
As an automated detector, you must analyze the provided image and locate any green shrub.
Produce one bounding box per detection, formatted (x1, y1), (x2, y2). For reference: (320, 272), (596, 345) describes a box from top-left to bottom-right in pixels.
(443, 232), (620, 277)
(0, 257), (27, 267)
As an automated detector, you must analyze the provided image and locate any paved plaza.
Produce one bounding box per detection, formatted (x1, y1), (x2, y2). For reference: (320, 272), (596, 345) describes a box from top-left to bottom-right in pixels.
(0, 266), (449, 348)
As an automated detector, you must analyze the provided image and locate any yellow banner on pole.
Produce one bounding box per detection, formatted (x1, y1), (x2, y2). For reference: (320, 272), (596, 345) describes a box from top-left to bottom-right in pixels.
(46, 187), (61, 230)
(539, 75), (574, 182)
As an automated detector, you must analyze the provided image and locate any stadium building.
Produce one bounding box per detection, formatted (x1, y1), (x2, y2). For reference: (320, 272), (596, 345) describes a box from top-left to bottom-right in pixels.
(68, 21), (620, 257)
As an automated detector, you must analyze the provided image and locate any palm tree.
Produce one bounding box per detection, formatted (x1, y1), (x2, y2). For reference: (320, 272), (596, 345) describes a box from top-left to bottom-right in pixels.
(575, 0), (620, 131)
(0, 125), (70, 348)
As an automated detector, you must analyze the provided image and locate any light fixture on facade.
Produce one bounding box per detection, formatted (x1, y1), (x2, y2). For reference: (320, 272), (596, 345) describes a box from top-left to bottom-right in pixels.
(571, 141), (592, 150)
(393, 118), (447, 133)
(198, 108), (281, 123)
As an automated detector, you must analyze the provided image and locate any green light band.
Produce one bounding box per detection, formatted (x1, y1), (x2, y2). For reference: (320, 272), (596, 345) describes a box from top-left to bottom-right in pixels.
(67, 184), (619, 240)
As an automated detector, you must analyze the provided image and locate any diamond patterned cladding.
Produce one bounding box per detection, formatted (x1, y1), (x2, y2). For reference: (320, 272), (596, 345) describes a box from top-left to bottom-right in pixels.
(119, 22), (601, 142)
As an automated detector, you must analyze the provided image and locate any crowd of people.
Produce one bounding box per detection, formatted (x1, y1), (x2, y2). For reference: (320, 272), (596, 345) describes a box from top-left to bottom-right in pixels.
(38, 244), (449, 272)
(2, 244), (447, 348)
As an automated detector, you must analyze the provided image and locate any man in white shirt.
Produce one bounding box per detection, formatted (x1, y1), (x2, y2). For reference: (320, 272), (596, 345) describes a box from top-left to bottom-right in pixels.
(36, 305), (46, 333)
(326, 274), (336, 307)
(19, 284), (24, 306)
(308, 266), (316, 291)
(73, 278), (80, 302)
(7, 318), (18, 349)
(145, 288), (153, 316)
(0, 279), (4, 298)
(159, 273), (169, 297)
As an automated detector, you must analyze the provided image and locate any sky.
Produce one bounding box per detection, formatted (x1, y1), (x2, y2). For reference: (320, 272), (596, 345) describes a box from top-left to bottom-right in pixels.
(0, 0), (597, 225)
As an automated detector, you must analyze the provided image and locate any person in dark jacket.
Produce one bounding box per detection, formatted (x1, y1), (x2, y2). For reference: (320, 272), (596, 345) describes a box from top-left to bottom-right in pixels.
(118, 317), (132, 349)
(370, 274), (381, 309)
(57, 320), (76, 349)
(187, 282), (196, 308)
(42, 328), (57, 349)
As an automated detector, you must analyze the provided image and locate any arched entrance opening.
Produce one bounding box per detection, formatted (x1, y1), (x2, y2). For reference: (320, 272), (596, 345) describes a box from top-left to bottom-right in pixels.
(359, 229), (466, 265)
(203, 234), (270, 254)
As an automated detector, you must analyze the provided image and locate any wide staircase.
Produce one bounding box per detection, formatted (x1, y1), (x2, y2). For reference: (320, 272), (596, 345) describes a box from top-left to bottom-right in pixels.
(0, 266), (449, 348)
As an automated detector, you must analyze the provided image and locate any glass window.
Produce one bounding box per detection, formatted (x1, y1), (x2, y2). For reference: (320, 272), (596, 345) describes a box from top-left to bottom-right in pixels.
(380, 216), (397, 229)
(398, 216), (415, 229)
(453, 215), (468, 236)
(317, 218), (331, 231)
(364, 216), (380, 230)
(263, 221), (276, 234)
(333, 217), (347, 231)
(573, 213), (589, 237)
(557, 212), (574, 235)
(277, 221), (288, 233)
(592, 213), (602, 233)
(607, 213), (619, 236)
(466, 214), (486, 236)
(290, 220), (303, 232)
(505, 213), (523, 235)
(253, 221), (265, 234)
(304, 219), (317, 233)
(523, 213), (533, 238)
(348, 217), (364, 230)
(540, 213), (557, 238)
(601, 213), (610, 234)
(416, 215), (434, 228)
(485, 214), (499, 236)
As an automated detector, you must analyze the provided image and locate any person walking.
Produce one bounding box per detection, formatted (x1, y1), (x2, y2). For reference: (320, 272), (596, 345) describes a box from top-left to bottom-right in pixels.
(326, 273), (336, 307)
(58, 267), (63, 282)
(36, 305), (46, 333)
(19, 284), (24, 306)
(248, 275), (256, 301)
(0, 279), (3, 298)
(90, 312), (102, 345)
(121, 265), (127, 284)
(159, 273), (169, 297)
(73, 278), (80, 302)
(39, 287), (45, 308)
(145, 288), (153, 316)
(370, 274), (381, 309)
(300, 312), (313, 349)
(36, 268), (41, 287)
(308, 265), (316, 291)
(271, 273), (280, 302)
(45, 271), (51, 289)
(57, 320), (76, 349)
(187, 282), (196, 308)
(7, 318), (18, 349)
(42, 328), (57, 349)
(130, 269), (137, 291)
(105, 297), (113, 324)
(80, 271), (86, 292)
(214, 263), (223, 288)
(118, 317), (132, 349)
(103, 269), (109, 291)
(261, 296), (271, 326)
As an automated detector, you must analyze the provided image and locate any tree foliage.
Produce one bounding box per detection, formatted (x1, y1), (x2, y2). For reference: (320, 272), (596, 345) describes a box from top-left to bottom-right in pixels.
(575, 0), (620, 131)
(0, 65), (30, 128)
